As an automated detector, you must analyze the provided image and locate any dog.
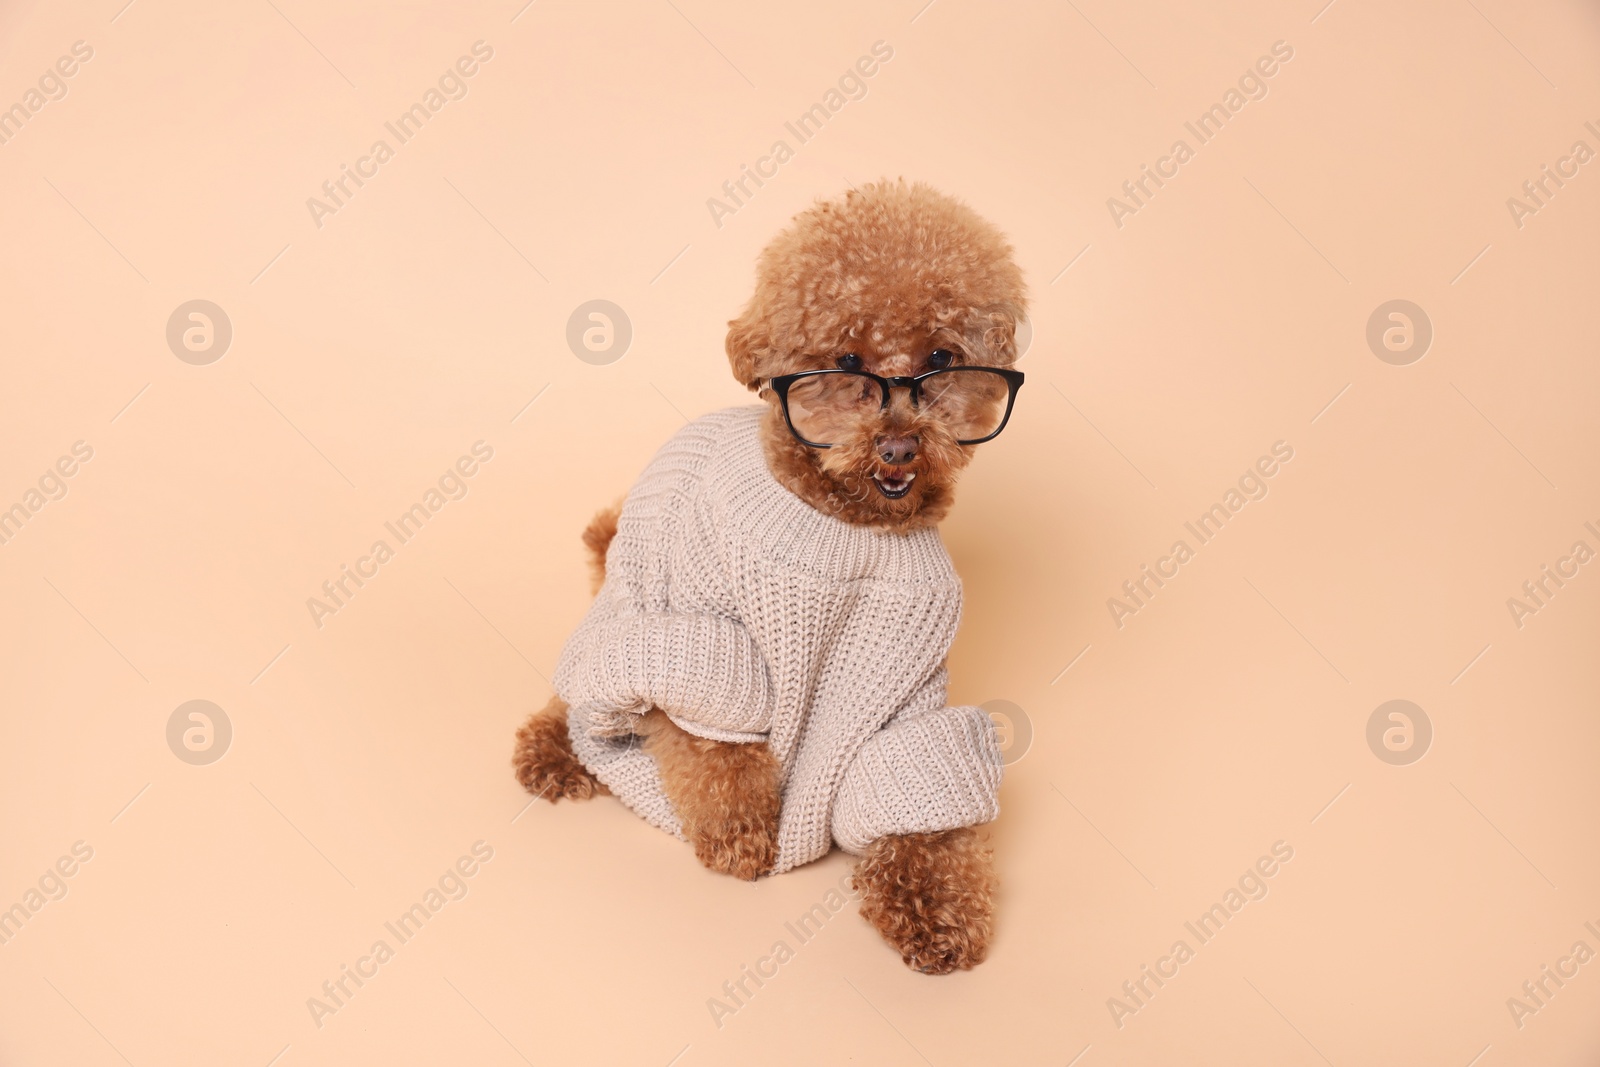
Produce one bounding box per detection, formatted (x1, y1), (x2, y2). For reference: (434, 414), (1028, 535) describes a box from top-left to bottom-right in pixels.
(514, 179), (1027, 973)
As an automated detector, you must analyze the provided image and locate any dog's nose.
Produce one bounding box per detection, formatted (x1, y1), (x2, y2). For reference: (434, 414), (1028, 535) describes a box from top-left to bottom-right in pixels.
(876, 433), (919, 465)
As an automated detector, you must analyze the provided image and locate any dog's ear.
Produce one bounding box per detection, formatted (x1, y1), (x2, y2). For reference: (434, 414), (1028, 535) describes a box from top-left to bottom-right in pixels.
(962, 302), (1027, 366)
(725, 312), (767, 391)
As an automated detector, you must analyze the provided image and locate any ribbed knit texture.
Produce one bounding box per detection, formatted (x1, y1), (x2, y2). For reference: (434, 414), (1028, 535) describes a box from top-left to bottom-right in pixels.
(553, 405), (1003, 873)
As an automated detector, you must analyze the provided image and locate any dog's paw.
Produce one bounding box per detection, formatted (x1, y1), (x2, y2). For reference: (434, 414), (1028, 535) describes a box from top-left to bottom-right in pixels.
(689, 805), (779, 881)
(513, 703), (604, 802)
(854, 827), (996, 974)
(682, 744), (782, 881)
(636, 710), (783, 880)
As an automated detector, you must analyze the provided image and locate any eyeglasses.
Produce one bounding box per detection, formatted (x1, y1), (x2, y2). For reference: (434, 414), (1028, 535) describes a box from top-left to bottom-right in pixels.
(762, 367), (1024, 449)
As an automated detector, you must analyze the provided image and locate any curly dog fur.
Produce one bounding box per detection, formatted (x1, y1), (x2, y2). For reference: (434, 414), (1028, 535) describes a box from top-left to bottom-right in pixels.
(514, 180), (1024, 972)
(634, 709), (781, 881)
(855, 827), (996, 974)
(730, 180), (1025, 532)
(512, 694), (607, 802)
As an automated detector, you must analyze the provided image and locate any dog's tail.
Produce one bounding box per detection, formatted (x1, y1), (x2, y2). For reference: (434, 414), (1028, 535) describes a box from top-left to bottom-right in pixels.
(581, 502), (622, 594)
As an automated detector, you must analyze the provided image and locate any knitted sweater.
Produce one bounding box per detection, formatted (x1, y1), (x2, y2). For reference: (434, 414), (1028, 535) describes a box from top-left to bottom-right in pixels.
(552, 405), (1002, 874)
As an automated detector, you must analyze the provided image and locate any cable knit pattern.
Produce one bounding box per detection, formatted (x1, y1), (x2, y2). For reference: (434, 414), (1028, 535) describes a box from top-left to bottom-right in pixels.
(552, 405), (1003, 873)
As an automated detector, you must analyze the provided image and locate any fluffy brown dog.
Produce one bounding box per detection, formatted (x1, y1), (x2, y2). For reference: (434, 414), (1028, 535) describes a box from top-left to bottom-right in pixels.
(514, 180), (1026, 973)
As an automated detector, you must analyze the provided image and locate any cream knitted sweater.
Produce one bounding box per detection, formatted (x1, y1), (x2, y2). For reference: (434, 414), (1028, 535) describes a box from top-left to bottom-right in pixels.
(553, 405), (1002, 874)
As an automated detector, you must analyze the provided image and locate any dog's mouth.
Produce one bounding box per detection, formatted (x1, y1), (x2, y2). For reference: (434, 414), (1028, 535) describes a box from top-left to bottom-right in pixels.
(872, 470), (917, 499)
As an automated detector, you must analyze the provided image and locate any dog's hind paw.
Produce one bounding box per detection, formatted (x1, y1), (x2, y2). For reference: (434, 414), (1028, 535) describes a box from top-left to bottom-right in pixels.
(513, 698), (605, 802)
(689, 803), (779, 882)
(634, 709), (782, 880)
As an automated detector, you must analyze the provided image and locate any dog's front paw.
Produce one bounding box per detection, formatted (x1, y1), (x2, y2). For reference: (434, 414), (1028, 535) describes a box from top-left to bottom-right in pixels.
(513, 699), (605, 802)
(854, 827), (996, 974)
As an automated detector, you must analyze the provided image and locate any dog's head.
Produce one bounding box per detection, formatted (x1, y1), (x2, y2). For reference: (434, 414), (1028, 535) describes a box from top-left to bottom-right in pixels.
(726, 181), (1027, 532)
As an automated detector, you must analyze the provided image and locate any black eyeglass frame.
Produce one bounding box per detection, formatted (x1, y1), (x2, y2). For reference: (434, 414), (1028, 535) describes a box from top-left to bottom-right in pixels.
(763, 367), (1025, 449)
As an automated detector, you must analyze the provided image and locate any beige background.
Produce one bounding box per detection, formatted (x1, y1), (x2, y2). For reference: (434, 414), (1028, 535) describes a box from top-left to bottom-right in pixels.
(2, 0), (1598, 1063)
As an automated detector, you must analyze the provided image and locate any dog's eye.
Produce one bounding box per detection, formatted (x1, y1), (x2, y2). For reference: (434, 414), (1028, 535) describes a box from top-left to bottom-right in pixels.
(928, 348), (955, 369)
(836, 353), (863, 371)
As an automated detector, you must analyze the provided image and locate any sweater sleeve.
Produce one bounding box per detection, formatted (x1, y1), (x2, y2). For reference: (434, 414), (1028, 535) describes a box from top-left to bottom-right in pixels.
(828, 664), (1004, 854)
(555, 610), (774, 743)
